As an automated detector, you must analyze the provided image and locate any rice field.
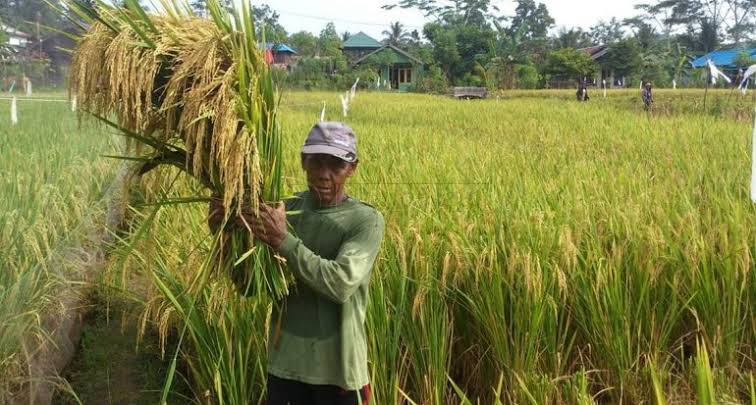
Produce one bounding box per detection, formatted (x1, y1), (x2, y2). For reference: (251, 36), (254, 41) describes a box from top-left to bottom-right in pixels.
(94, 90), (756, 404)
(0, 88), (754, 403)
(0, 96), (117, 399)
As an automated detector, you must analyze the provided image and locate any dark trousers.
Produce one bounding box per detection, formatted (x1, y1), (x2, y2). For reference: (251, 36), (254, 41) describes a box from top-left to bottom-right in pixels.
(267, 374), (370, 405)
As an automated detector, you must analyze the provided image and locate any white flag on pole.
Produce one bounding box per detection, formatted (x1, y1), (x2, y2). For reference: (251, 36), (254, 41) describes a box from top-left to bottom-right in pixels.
(707, 59), (731, 85)
(738, 64), (756, 94)
(340, 94), (348, 117)
(320, 102), (326, 122)
(11, 97), (17, 125)
(751, 109), (756, 203)
(350, 78), (359, 99)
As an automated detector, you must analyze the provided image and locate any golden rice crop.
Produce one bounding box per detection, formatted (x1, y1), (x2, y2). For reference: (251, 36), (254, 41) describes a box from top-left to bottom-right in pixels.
(101, 90), (755, 404)
(64, 0), (289, 299)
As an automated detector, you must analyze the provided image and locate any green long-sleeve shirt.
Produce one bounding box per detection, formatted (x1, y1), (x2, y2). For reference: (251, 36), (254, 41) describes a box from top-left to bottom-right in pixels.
(268, 191), (384, 390)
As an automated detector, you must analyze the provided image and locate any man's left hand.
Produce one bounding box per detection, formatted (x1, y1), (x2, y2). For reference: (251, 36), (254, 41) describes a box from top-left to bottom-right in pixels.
(246, 203), (287, 250)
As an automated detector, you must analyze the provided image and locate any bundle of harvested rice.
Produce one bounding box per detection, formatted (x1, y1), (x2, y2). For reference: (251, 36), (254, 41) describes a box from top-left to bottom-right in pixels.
(62, 0), (289, 299)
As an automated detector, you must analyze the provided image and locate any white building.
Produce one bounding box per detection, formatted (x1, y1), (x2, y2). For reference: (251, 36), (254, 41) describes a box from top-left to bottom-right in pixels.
(1, 24), (31, 49)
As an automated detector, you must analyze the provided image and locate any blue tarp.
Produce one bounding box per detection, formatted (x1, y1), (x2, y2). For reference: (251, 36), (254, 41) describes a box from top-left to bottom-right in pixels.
(264, 43), (297, 54)
(691, 47), (756, 69)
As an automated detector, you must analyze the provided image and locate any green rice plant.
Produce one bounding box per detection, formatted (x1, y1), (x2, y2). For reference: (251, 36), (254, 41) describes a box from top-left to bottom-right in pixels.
(366, 238), (411, 405)
(695, 339), (716, 405)
(649, 357), (667, 405)
(0, 97), (116, 399)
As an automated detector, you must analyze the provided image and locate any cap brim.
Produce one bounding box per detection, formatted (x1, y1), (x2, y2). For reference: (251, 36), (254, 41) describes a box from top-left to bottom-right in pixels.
(301, 144), (356, 162)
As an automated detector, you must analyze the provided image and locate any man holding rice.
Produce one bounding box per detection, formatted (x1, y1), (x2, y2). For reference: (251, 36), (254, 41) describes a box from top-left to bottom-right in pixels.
(210, 122), (384, 405)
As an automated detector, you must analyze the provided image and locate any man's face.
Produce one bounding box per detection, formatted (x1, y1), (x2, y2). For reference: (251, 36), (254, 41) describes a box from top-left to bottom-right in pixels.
(302, 154), (357, 206)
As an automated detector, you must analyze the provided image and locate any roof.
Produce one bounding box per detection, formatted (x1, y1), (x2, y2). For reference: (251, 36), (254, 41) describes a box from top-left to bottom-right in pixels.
(352, 44), (424, 66)
(264, 43), (296, 54)
(342, 32), (382, 49)
(691, 46), (756, 69)
(579, 45), (609, 60)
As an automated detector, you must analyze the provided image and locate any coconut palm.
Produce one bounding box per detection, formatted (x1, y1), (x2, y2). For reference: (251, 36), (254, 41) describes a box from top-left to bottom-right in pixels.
(382, 21), (411, 46)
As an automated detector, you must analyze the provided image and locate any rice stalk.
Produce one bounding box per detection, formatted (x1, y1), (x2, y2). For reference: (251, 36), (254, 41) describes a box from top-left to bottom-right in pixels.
(63, 0), (289, 299)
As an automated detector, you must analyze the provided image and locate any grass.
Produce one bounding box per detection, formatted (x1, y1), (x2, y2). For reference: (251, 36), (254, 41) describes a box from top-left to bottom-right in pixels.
(101, 90), (755, 403)
(53, 296), (192, 405)
(0, 95), (117, 399)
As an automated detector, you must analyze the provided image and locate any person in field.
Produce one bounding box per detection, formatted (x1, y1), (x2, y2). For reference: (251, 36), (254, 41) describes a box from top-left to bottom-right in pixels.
(209, 122), (384, 405)
(576, 80), (590, 101)
(642, 82), (654, 111)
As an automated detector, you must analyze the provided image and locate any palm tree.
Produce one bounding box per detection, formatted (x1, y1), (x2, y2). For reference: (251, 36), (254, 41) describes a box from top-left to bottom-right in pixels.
(382, 21), (411, 46)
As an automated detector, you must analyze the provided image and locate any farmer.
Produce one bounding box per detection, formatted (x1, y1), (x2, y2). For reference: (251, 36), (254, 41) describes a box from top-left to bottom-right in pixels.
(208, 122), (384, 405)
(641, 82), (653, 111)
(576, 80), (590, 102)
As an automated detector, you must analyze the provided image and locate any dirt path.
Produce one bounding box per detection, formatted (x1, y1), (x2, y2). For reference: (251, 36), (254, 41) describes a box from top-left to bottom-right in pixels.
(52, 300), (190, 405)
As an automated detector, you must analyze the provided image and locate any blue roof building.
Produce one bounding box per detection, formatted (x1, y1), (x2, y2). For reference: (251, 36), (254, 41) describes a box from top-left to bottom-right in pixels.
(263, 43), (297, 69)
(264, 43), (297, 54)
(691, 46), (756, 69)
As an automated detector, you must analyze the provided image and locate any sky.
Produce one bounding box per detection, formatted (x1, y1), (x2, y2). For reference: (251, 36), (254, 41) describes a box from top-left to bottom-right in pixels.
(266, 0), (643, 40)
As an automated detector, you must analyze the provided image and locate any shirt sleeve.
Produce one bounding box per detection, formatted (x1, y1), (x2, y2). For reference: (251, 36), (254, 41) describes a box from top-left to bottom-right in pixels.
(277, 210), (385, 304)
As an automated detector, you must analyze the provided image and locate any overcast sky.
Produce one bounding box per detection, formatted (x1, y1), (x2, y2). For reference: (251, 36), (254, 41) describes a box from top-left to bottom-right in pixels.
(264, 0), (643, 40)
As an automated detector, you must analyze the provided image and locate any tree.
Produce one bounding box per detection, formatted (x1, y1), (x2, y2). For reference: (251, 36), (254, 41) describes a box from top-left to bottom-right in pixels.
(383, 0), (497, 28)
(623, 17), (658, 50)
(505, 0), (554, 63)
(544, 47), (598, 80)
(638, 0), (755, 47)
(423, 22), (461, 80)
(605, 38), (642, 79)
(317, 22), (347, 72)
(318, 22), (342, 58)
(289, 31), (318, 57)
(382, 21), (412, 45)
(734, 49), (756, 67)
(508, 0), (554, 42)
(553, 27), (593, 49)
(590, 18), (626, 44)
(252, 4), (287, 43)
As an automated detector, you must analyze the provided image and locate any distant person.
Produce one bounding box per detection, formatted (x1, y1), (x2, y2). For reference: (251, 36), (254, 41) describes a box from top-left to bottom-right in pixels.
(576, 81), (589, 102)
(641, 82), (653, 111)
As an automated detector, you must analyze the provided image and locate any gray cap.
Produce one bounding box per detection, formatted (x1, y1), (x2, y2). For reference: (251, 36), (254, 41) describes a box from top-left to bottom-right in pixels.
(301, 122), (358, 163)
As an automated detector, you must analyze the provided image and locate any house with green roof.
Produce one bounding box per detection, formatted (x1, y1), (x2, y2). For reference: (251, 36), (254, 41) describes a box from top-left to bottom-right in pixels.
(342, 32), (423, 92)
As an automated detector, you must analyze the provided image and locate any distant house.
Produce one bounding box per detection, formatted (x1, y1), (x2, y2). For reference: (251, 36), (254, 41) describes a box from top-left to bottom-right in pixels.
(342, 32), (423, 92)
(342, 32), (383, 64)
(691, 46), (756, 74)
(2, 24), (30, 48)
(578, 45), (619, 87)
(1, 24), (31, 58)
(264, 43), (297, 70)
